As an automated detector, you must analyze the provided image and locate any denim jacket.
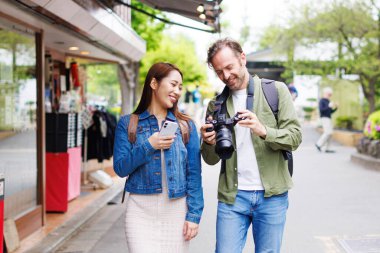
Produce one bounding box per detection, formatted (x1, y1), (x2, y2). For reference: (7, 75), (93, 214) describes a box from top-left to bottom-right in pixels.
(113, 110), (204, 224)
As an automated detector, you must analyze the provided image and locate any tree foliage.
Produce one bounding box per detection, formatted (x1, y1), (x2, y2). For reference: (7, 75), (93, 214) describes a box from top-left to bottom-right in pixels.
(130, 1), (207, 86)
(260, 0), (380, 112)
(0, 30), (35, 82)
(131, 0), (166, 51)
(139, 34), (207, 87)
(86, 64), (120, 105)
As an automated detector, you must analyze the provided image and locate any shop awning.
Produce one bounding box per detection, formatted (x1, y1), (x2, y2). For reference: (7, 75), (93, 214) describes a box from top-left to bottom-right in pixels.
(8, 0), (146, 63)
(137, 0), (223, 33)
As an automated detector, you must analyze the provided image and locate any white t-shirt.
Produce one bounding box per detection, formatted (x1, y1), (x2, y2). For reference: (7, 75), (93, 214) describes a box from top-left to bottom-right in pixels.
(231, 89), (264, 190)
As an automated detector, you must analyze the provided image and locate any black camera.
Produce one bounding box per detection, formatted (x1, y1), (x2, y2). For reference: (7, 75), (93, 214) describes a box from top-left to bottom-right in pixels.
(206, 112), (246, 160)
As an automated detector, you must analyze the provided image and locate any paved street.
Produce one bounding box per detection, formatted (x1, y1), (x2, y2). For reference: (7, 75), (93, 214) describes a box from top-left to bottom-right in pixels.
(56, 124), (380, 253)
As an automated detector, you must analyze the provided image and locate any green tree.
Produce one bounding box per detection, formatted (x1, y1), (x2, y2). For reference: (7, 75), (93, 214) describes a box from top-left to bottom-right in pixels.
(260, 0), (380, 112)
(139, 34), (207, 87)
(129, 1), (208, 93)
(131, 0), (166, 51)
(86, 64), (120, 106)
(0, 30), (35, 82)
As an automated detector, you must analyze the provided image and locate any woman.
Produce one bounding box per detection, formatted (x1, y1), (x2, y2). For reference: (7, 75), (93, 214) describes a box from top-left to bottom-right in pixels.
(113, 62), (204, 253)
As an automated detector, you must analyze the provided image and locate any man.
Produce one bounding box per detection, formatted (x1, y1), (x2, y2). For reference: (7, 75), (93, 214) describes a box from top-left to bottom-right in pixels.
(315, 87), (338, 153)
(200, 38), (302, 253)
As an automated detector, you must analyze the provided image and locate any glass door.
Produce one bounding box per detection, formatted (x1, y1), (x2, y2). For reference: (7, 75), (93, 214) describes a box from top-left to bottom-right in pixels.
(0, 19), (38, 220)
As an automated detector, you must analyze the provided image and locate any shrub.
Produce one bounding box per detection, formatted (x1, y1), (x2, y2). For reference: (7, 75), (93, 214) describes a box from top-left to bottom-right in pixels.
(336, 116), (357, 130)
(302, 106), (315, 113)
(363, 110), (380, 140)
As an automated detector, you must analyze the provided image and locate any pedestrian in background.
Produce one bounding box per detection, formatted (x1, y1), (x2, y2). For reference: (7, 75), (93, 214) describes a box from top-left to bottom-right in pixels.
(113, 62), (203, 253)
(184, 87), (192, 104)
(315, 87), (338, 153)
(200, 38), (302, 253)
(288, 83), (298, 101)
(192, 85), (201, 105)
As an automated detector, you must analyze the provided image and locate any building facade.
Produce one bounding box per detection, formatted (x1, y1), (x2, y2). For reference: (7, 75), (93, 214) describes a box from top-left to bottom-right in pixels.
(0, 0), (145, 240)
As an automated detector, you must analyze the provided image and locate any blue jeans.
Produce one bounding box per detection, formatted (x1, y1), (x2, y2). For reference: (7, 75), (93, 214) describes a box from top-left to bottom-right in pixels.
(216, 190), (288, 253)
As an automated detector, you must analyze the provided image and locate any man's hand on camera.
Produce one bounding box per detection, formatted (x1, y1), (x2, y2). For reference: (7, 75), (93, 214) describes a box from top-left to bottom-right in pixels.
(237, 109), (267, 138)
(201, 117), (216, 145)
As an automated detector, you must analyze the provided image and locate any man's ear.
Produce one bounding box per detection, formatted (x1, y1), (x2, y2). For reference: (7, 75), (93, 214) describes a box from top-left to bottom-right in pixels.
(240, 52), (247, 66)
(150, 78), (158, 90)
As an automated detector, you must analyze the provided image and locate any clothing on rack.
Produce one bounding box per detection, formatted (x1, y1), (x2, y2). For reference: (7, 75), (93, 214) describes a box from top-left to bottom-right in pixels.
(83, 109), (117, 162)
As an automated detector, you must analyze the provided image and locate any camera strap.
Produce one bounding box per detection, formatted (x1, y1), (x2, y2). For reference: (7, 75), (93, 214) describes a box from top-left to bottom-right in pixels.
(214, 74), (255, 117)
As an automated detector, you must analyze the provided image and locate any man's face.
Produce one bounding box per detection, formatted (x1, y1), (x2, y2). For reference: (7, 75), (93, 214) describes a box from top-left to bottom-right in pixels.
(211, 47), (247, 90)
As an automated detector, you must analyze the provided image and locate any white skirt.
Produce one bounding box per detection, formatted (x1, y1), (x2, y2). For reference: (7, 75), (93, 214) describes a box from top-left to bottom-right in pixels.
(125, 150), (189, 253)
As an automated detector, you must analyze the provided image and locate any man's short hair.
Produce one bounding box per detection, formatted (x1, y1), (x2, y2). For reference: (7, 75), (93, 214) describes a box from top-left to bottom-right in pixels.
(207, 38), (243, 68)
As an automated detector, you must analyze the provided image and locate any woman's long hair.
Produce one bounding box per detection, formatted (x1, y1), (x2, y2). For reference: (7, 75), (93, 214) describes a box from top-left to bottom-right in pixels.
(133, 62), (191, 124)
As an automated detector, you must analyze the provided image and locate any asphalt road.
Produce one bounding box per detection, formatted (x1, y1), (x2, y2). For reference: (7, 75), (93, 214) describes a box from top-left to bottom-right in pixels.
(56, 125), (380, 253)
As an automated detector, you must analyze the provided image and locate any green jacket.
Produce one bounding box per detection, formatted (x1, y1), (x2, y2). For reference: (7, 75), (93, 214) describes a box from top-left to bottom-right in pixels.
(201, 75), (302, 204)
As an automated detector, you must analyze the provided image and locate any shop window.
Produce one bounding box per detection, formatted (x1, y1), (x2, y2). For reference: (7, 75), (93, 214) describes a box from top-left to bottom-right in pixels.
(0, 22), (37, 219)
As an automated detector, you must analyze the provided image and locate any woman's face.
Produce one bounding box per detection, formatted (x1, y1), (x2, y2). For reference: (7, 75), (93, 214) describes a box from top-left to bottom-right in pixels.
(151, 70), (183, 109)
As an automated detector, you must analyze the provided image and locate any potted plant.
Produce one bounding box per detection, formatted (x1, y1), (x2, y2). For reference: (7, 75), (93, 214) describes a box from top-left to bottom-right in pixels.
(357, 110), (380, 159)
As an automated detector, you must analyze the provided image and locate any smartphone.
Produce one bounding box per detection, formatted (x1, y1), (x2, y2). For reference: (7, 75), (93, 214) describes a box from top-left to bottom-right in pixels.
(159, 121), (178, 136)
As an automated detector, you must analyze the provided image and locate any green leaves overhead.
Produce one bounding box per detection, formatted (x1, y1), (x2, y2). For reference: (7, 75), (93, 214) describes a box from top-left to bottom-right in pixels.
(260, 0), (380, 112)
(130, 0), (207, 87)
(131, 0), (166, 51)
(139, 34), (207, 86)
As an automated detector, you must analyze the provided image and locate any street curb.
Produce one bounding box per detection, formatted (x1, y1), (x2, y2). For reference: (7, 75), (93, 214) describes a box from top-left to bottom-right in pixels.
(351, 153), (380, 172)
(25, 179), (124, 253)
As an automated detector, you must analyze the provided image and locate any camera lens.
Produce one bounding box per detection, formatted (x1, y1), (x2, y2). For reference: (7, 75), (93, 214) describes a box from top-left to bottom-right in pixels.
(215, 125), (234, 160)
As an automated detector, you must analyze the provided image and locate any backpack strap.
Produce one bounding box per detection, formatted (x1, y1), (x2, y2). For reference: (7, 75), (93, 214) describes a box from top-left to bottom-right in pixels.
(247, 75), (254, 110)
(127, 113), (189, 145)
(178, 120), (190, 144)
(261, 79), (279, 120)
(127, 114), (139, 143)
(261, 79), (293, 176)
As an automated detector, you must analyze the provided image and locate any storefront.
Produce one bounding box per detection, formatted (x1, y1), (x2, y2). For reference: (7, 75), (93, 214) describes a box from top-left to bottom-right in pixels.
(0, 14), (43, 240)
(0, 0), (145, 240)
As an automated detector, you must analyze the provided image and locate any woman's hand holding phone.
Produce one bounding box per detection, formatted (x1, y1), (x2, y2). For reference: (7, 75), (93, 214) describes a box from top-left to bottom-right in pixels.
(148, 121), (178, 150)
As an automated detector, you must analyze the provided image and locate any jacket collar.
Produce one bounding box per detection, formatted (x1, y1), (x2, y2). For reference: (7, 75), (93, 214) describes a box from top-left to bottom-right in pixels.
(138, 109), (176, 121)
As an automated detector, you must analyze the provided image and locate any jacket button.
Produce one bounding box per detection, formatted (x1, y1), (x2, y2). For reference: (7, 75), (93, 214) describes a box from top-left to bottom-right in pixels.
(169, 177), (173, 181)
(234, 183), (237, 187)
(168, 160), (172, 166)
(234, 168), (237, 171)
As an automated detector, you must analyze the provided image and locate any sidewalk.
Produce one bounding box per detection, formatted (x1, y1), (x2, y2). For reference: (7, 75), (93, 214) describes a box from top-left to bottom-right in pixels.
(16, 176), (123, 253)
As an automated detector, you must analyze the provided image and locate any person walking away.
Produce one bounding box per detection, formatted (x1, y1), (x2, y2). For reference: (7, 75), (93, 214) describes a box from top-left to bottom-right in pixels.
(182, 87), (192, 114)
(288, 83), (298, 101)
(192, 85), (203, 126)
(315, 87), (338, 153)
(185, 87), (192, 104)
(113, 62), (204, 253)
(200, 38), (302, 253)
(192, 85), (201, 105)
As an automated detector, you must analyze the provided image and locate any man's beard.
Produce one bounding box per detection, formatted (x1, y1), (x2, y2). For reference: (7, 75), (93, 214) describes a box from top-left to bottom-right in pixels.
(224, 68), (246, 90)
